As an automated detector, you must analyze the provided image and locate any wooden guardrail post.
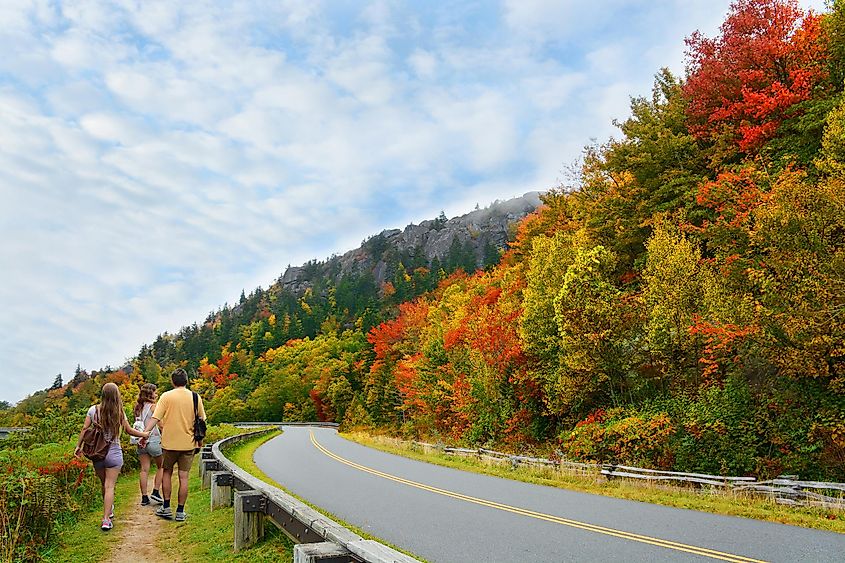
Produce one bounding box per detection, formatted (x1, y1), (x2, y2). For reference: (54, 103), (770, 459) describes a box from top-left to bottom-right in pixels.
(293, 541), (353, 562)
(201, 459), (219, 489)
(210, 471), (233, 509)
(234, 490), (265, 552)
(198, 445), (212, 475)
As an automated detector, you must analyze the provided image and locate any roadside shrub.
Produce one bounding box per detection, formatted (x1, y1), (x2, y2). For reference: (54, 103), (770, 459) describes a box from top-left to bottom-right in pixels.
(0, 450), (98, 563)
(0, 468), (59, 562)
(671, 379), (759, 476)
(562, 409), (675, 468)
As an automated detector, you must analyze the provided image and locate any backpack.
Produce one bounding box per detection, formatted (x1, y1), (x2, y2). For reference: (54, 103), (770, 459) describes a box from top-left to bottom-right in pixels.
(192, 392), (207, 446)
(81, 406), (110, 462)
(129, 418), (145, 445)
(130, 403), (150, 445)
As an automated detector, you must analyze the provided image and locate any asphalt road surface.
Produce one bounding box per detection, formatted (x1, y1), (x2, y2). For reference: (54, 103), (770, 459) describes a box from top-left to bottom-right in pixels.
(253, 426), (845, 562)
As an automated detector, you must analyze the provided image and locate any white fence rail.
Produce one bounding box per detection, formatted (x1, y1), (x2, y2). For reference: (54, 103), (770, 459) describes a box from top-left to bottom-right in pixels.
(411, 440), (845, 509)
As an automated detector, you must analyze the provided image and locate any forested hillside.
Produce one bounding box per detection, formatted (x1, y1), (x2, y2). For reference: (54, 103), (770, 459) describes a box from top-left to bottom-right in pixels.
(5, 0), (844, 481)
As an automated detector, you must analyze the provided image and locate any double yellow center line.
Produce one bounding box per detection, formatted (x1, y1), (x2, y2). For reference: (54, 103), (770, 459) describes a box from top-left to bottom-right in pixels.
(309, 431), (766, 563)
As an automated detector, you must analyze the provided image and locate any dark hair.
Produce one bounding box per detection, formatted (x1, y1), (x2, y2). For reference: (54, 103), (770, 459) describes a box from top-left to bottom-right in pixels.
(171, 368), (188, 387)
(134, 383), (157, 417)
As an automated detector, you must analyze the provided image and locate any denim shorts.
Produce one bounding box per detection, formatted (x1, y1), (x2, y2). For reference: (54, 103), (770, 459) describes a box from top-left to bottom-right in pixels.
(137, 438), (162, 457)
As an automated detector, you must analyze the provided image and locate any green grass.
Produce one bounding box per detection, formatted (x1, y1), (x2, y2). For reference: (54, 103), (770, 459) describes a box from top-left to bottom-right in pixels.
(155, 440), (294, 563)
(342, 431), (845, 534)
(42, 469), (141, 562)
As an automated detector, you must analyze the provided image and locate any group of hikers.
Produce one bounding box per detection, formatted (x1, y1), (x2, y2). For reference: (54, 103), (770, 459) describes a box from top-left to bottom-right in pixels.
(74, 368), (206, 531)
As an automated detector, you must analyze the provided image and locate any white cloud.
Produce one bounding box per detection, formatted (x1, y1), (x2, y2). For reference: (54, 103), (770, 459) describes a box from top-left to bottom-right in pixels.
(79, 112), (148, 144)
(408, 49), (437, 80)
(502, 0), (631, 42)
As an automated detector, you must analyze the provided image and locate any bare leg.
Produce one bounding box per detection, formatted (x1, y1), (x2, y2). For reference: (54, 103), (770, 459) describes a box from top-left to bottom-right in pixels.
(161, 466), (173, 501)
(153, 455), (164, 491)
(139, 453), (151, 496)
(103, 467), (121, 521)
(177, 469), (189, 506)
(95, 466), (106, 500)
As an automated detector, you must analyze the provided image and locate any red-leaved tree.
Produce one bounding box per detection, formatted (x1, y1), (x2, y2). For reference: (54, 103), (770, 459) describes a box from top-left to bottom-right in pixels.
(684, 0), (827, 152)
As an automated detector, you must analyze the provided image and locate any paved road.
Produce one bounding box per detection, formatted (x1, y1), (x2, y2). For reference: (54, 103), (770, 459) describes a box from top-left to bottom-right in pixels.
(254, 426), (845, 562)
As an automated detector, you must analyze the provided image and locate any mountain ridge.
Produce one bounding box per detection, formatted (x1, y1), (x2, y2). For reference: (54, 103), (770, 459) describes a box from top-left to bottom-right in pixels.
(273, 191), (542, 297)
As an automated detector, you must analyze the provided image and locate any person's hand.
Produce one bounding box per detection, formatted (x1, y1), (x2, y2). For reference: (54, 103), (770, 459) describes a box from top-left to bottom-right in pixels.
(74, 445), (83, 458)
(139, 437), (148, 448)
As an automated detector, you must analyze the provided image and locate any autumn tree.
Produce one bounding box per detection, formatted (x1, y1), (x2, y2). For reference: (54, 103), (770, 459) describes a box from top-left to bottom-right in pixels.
(684, 0), (828, 156)
(642, 224), (707, 385)
(552, 246), (642, 419)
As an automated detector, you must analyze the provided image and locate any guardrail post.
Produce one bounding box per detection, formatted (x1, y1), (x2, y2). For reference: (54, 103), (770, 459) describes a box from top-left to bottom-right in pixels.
(198, 445), (212, 475)
(293, 541), (354, 563)
(234, 490), (265, 552)
(210, 471), (233, 509)
(201, 459), (219, 489)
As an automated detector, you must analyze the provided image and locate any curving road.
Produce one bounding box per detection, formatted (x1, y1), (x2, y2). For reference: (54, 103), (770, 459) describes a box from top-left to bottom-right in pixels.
(254, 426), (845, 562)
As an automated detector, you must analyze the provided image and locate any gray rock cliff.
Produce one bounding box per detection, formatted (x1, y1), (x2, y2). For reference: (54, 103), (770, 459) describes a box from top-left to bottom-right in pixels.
(276, 192), (542, 296)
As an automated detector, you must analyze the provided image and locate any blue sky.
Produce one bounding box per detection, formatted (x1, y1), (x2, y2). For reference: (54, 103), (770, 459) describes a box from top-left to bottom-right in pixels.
(0, 0), (825, 403)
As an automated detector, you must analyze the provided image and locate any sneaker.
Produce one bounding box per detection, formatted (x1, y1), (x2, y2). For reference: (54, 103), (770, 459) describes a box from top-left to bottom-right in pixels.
(155, 506), (173, 520)
(175, 511), (187, 522)
(140, 497), (150, 506)
(149, 492), (164, 504)
(101, 517), (113, 531)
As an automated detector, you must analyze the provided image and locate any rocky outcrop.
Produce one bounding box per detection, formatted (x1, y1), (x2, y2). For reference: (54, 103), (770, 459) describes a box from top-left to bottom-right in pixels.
(277, 192), (542, 295)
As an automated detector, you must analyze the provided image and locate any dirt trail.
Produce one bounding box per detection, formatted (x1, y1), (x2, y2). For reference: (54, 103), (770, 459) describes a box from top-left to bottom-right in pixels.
(110, 481), (171, 563)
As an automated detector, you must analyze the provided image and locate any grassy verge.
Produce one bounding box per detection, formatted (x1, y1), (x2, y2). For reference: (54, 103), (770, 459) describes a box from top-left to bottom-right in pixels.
(42, 469), (141, 562)
(223, 430), (426, 562)
(342, 431), (845, 534)
(155, 431), (294, 562)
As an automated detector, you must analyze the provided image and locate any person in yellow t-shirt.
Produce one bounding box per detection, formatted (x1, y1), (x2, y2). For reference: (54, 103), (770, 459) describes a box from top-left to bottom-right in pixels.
(141, 368), (206, 522)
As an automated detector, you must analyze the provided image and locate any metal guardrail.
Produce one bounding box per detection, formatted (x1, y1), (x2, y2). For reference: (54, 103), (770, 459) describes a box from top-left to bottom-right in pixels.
(203, 424), (420, 563)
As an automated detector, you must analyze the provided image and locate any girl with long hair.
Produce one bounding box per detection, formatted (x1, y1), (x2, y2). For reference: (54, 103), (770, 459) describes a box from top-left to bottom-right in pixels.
(74, 382), (149, 531)
(134, 383), (164, 505)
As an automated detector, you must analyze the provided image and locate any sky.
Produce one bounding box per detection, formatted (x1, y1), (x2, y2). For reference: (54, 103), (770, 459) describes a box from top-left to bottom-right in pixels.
(0, 0), (827, 403)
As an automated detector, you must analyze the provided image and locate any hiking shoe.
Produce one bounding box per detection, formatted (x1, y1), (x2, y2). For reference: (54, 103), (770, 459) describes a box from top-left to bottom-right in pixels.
(155, 506), (173, 520)
(149, 492), (164, 504)
(175, 511), (187, 522)
(101, 517), (113, 531)
(140, 497), (150, 506)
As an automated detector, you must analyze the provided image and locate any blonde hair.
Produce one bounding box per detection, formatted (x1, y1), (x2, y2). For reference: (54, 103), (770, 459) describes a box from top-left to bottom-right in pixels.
(98, 382), (124, 439)
(134, 383), (157, 418)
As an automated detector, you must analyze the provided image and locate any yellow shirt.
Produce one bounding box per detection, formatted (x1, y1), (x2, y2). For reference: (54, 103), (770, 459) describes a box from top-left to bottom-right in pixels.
(152, 387), (206, 451)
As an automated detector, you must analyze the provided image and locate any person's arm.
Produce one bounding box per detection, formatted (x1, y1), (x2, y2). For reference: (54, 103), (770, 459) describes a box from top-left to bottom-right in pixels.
(73, 414), (92, 457)
(142, 416), (160, 434)
(149, 395), (166, 431)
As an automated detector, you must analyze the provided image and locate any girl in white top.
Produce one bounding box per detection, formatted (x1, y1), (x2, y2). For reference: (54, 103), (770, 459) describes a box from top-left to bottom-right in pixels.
(134, 383), (164, 506)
